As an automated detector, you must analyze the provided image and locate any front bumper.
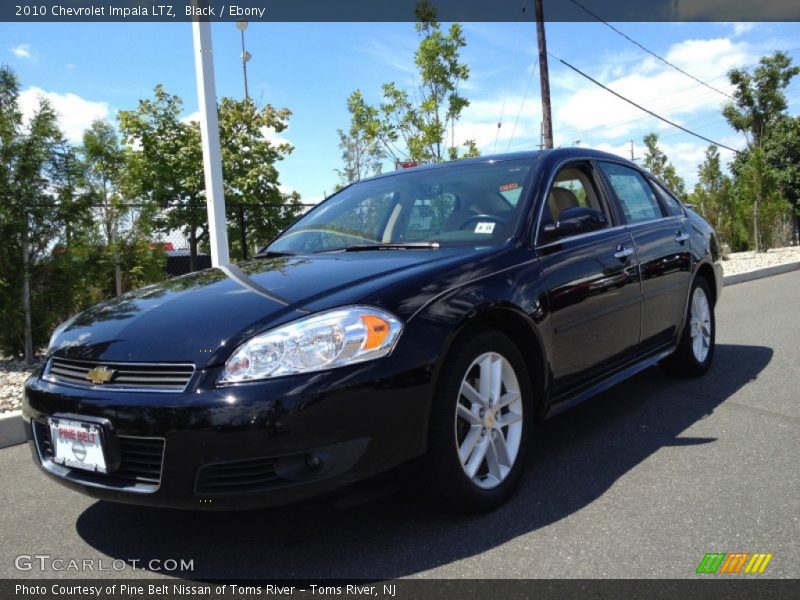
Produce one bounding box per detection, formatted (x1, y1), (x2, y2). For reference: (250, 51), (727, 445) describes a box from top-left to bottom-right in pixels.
(22, 355), (435, 510)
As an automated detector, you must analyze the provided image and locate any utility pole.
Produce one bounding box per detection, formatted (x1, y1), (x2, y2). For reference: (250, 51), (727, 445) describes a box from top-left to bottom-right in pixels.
(192, 8), (230, 267)
(236, 20), (251, 260)
(629, 139), (639, 162)
(535, 0), (553, 149)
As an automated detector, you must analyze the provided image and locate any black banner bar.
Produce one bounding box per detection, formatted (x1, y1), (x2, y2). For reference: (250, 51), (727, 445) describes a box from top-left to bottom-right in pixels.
(3, 0), (800, 23)
(4, 579), (800, 600)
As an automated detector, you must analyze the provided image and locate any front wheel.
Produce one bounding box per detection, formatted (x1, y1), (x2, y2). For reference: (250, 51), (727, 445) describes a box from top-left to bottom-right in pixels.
(425, 330), (533, 512)
(664, 277), (715, 376)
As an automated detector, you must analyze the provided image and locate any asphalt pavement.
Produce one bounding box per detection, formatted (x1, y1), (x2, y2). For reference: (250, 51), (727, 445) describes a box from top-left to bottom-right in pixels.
(1, 271), (798, 580)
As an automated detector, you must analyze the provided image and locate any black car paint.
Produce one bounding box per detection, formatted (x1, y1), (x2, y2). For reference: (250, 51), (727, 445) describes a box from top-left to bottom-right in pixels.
(23, 148), (723, 509)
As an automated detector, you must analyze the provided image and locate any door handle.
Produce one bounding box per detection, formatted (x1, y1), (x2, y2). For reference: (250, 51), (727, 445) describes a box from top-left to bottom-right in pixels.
(675, 231), (690, 243)
(614, 245), (634, 259)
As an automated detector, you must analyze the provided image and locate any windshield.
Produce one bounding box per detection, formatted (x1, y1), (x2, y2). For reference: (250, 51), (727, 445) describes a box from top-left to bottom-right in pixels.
(266, 159), (535, 254)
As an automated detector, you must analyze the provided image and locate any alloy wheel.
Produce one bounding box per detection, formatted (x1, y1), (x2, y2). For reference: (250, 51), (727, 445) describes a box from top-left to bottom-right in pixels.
(690, 286), (712, 363)
(455, 352), (524, 489)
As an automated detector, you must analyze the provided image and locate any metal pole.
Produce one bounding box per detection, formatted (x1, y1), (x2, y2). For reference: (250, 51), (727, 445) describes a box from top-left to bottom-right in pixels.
(535, 0), (553, 149)
(237, 22), (249, 259)
(192, 15), (230, 267)
(240, 29), (249, 100)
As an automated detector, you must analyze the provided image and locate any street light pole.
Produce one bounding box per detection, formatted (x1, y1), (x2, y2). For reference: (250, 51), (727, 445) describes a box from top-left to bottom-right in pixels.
(235, 20), (251, 259)
(236, 20), (251, 101)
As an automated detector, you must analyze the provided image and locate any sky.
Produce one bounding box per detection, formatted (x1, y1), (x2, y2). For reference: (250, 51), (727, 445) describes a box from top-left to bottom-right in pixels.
(2, 20), (799, 204)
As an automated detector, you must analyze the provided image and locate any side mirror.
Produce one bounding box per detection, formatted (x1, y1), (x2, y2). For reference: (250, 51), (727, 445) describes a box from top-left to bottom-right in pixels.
(543, 206), (606, 239)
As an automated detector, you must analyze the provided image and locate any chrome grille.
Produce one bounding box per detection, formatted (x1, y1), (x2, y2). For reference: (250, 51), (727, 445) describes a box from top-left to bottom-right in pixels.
(33, 420), (165, 492)
(195, 457), (281, 495)
(44, 357), (194, 392)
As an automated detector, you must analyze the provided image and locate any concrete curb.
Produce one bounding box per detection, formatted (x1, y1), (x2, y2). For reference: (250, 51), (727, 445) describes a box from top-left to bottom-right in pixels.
(722, 260), (800, 287)
(0, 410), (25, 449)
(0, 260), (797, 450)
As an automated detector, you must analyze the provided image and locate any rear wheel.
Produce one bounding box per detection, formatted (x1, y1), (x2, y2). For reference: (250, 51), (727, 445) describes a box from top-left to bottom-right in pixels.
(664, 277), (715, 376)
(425, 330), (533, 512)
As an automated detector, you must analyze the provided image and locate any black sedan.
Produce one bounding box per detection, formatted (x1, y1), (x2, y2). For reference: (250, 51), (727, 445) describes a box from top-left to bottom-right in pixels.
(23, 148), (722, 512)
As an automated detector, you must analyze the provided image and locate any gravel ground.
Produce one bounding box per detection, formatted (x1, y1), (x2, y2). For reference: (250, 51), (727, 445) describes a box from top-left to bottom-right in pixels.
(722, 246), (800, 276)
(0, 246), (797, 414)
(0, 357), (39, 415)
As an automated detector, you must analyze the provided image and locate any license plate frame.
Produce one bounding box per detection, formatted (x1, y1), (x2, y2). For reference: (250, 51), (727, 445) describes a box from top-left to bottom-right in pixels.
(47, 417), (108, 474)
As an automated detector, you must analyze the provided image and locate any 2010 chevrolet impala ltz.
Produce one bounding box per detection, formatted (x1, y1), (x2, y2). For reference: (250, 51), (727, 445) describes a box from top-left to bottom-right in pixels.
(23, 148), (722, 512)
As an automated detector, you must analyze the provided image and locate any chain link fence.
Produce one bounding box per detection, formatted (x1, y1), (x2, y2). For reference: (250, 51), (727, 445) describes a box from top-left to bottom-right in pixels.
(146, 202), (318, 276)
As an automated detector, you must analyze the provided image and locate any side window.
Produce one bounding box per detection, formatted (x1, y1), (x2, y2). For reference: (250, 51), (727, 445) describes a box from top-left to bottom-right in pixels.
(598, 162), (664, 223)
(540, 164), (608, 232)
(650, 180), (684, 217)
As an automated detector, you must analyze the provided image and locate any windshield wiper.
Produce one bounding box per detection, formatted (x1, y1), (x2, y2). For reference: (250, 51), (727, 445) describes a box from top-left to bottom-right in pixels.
(320, 242), (441, 253)
(254, 250), (297, 258)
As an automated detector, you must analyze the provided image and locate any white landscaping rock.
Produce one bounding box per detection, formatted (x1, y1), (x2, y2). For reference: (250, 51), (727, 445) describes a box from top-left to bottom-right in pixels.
(0, 357), (38, 414)
(722, 246), (800, 276)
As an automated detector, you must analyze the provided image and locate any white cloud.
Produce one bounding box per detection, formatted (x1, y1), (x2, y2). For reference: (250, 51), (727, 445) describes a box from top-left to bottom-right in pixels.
(17, 87), (109, 142)
(181, 110), (200, 124)
(731, 22), (758, 37)
(357, 36), (417, 76)
(10, 44), (33, 59)
(452, 64), (543, 154)
(260, 125), (292, 148)
(552, 37), (751, 139)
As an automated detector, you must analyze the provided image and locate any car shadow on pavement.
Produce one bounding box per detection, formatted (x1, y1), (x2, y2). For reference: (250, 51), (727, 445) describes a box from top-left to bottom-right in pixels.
(75, 343), (771, 580)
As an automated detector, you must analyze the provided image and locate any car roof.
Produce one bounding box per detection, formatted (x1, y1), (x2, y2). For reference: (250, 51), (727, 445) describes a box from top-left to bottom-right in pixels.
(358, 148), (640, 184)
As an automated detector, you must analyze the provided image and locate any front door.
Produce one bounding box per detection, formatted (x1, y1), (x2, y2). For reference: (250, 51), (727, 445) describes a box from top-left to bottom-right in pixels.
(536, 162), (642, 396)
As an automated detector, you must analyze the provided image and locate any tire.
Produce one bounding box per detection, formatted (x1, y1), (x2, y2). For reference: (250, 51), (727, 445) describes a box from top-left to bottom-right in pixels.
(424, 329), (534, 512)
(664, 276), (715, 376)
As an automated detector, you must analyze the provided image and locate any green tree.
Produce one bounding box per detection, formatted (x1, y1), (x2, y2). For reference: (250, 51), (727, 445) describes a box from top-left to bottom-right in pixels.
(761, 116), (800, 244)
(0, 66), (63, 363)
(723, 52), (800, 148)
(349, 1), (477, 166)
(335, 90), (384, 187)
(217, 97), (302, 259)
(722, 51), (799, 251)
(118, 86), (207, 270)
(82, 119), (127, 294)
(642, 133), (686, 198)
(691, 145), (740, 249)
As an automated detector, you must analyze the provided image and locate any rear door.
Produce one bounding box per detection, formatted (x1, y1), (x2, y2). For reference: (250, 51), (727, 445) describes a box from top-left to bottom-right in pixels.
(535, 161), (642, 396)
(596, 162), (692, 351)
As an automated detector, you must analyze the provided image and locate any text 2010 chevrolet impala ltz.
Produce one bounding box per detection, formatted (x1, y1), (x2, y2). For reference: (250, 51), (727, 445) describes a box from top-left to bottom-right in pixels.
(23, 148), (722, 512)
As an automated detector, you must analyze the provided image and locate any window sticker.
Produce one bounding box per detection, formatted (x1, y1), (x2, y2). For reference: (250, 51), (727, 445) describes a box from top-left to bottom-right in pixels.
(499, 182), (520, 192)
(474, 222), (496, 234)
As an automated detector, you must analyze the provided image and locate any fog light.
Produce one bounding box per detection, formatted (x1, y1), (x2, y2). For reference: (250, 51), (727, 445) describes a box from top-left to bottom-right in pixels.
(305, 454), (322, 470)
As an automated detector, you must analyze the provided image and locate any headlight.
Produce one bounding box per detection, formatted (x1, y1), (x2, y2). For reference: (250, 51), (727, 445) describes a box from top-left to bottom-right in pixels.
(218, 306), (403, 384)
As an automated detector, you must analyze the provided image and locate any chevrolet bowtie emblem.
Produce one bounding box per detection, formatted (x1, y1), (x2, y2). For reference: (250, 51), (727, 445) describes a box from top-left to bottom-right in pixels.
(85, 366), (114, 385)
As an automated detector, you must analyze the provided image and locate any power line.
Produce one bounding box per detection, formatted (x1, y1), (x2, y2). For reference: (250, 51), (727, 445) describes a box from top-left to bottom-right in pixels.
(549, 52), (741, 154)
(568, 0), (734, 100)
(551, 47), (800, 144)
(506, 62), (538, 152)
(495, 2), (531, 151)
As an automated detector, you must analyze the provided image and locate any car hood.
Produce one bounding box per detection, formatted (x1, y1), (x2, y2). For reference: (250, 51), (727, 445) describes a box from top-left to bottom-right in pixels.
(50, 248), (486, 367)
